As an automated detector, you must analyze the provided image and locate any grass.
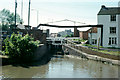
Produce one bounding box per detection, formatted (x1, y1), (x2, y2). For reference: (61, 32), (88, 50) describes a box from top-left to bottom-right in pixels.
(82, 44), (120, 56)
(83, 44), (104, 48)
(72, 39), (86, 42)
(92, 48), (120, 56)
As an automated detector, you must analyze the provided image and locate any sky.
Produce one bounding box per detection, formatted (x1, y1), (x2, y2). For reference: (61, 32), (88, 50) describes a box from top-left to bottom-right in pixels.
(0, 0), (120, 33)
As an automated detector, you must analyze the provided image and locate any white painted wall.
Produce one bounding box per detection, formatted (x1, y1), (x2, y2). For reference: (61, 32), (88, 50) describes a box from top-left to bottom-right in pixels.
(118, 15), (120, 48)
(118, 1), (120, 7)
(88, 33), (97, 45)
(118, 2), (120, 48)
(90, 33), (98, 39)
(98, 15), (119, 48)
(98, 15), (109, 47)
(97, 28), (101, 46)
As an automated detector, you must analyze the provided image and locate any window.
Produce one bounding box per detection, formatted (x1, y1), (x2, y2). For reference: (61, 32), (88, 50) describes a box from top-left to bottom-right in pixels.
(110, 15), (116, 21)
(109, 38), (111, 45)
(92, 39), (97, 44)
(110, 27), (116, 34)
(108, 37), (117, 45)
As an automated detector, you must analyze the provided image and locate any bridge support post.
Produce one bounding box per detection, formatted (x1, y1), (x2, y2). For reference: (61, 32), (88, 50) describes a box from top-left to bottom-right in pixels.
(74, 27), (79, 37)
(101, 26), (103, 46)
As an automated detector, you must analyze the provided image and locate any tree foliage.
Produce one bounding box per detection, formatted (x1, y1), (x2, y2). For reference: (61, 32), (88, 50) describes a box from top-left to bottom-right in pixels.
(65, 34), (73, 37)
(0, 9), (23, 30)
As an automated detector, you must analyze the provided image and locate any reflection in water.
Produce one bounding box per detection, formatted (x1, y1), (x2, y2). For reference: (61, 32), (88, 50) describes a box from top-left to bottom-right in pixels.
(0, 58), (2, 79)
(2, 65), (49, 78)
(1, 55), (119, 78)
(0, 66), (2, 79)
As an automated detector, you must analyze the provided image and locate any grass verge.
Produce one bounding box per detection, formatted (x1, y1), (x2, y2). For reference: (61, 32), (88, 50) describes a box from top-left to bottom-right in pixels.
(91, 48), (120, 56)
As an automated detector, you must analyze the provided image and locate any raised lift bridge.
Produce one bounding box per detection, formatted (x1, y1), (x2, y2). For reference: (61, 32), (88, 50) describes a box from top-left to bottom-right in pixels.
(36, 19), (103, 46)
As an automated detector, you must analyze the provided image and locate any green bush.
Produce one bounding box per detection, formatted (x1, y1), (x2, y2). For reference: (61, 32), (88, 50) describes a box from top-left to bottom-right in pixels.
(72, 39), (86, 42)
(3, 33), (40, 61)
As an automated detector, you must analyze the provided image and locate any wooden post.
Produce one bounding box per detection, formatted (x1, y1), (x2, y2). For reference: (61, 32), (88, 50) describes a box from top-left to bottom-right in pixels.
(101, 26), (103, 46)
(97, 37), (100, 50)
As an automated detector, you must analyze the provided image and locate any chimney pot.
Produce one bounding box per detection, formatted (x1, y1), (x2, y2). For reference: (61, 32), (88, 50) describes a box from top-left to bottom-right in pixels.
(101, 5), (106, 8)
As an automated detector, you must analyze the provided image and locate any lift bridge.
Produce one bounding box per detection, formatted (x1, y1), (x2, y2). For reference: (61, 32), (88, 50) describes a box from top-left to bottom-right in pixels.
(36, 19), (103, 46)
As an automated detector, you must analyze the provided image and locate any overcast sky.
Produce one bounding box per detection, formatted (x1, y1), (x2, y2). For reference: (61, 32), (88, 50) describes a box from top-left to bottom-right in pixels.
(0, 0), (120, 33)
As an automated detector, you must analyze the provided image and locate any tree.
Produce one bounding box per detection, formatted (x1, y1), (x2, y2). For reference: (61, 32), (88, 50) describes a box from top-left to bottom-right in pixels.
(65, 34), (73, 37)
(0, 9), (23, 30)
(70, 33), (73, 37)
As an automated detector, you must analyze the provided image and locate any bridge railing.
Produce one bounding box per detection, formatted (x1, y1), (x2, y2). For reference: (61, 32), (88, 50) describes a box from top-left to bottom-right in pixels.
(46, 37), (81, 46)
(46, 37), (80, 40)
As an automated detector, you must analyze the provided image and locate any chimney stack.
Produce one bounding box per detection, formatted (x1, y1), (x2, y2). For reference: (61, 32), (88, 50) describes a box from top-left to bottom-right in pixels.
(101, 5), (108, 10)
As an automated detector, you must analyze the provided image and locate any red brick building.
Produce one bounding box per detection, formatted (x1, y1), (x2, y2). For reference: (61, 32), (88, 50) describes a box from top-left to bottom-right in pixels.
(79, 27), (97, 40)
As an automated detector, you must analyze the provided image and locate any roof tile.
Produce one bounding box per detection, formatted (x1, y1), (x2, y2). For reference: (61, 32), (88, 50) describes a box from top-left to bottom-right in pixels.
(98, 7), (120, 15)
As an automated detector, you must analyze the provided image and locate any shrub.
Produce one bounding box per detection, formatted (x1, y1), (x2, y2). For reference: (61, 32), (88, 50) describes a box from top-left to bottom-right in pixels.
(3, 33), (40, 62)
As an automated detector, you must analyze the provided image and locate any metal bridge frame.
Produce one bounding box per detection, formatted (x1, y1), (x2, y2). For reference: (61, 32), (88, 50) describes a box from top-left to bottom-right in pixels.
(37, 24), (103, 46)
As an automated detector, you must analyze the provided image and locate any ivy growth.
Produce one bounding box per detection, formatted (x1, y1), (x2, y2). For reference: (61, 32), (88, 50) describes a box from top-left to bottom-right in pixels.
(3, 33), (40, 62)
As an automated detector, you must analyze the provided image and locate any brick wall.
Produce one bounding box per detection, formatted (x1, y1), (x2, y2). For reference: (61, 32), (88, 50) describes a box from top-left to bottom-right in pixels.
(13, 29), (46, 43)
(79, 27), (98, 40)
(79, 31), (89, 40)
(88, 27), (97, 33)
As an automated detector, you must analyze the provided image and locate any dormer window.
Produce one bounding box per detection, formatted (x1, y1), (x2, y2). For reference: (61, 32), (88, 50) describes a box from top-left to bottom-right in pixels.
(110, 15), (116, 21)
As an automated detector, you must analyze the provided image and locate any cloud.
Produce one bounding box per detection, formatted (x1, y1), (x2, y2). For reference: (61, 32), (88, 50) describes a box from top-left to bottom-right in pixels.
(37, 0), (119, 2)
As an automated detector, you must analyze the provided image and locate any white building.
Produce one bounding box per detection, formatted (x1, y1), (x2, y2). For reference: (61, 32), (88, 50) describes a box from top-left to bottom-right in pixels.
(50, 33), (59, 37)
(97, 5), (120, 48)
(88, 32), (98, 45)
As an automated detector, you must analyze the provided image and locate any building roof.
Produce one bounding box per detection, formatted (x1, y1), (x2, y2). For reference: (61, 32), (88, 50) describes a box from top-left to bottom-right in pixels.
(79, 27), (97, 33)
(17, 24), (25, 29)
(98, 5), (120, 15)
(17, 24), (32, 29)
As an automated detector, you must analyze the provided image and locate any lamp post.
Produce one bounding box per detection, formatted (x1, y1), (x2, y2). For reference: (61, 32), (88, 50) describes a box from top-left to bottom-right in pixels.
(15, 0), (17, 29)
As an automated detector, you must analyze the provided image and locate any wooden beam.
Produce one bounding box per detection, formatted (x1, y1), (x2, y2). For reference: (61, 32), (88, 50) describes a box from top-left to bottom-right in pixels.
(37, 24), (103, 28)
(37, 23), (103, 46)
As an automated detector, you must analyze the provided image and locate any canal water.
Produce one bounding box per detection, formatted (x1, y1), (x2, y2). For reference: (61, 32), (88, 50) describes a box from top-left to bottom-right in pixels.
(0, 54), (119, 78)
